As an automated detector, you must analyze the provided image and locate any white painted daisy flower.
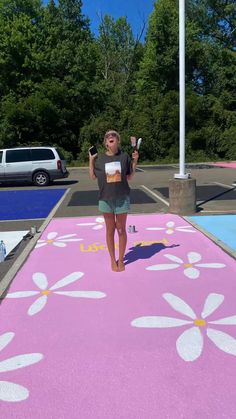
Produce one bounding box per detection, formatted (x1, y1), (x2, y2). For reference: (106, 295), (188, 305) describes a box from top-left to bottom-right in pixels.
(132, 293), (236, 362)
(7, 272), (106, 316)
(146, 221), (195, 234)
(146, 251), (225, 279)
(0, 332), (43, 402)
(36, 232), (83, 248)
(77, 217), (104, 230)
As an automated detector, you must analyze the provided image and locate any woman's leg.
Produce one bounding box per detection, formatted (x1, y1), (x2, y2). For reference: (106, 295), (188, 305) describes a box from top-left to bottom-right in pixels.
(116, 213), (128, 271)
(103, 213), (118, 272)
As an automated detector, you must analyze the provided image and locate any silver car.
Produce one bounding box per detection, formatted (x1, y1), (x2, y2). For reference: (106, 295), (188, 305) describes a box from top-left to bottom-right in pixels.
(0, 146), (69, 186)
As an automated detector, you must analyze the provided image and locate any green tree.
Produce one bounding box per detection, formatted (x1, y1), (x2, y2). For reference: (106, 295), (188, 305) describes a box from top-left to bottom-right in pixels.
(132, 0), (236, 161)
(0, 0), (101, 156)
(81, 15), (143, 151)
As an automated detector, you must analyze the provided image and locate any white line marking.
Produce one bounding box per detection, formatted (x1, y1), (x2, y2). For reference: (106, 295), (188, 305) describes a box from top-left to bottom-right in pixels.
(213, 181), (236, 190)
(201, 210), (236, 213)
(137, 167), (145, 172)
(140, 185), (169, 206)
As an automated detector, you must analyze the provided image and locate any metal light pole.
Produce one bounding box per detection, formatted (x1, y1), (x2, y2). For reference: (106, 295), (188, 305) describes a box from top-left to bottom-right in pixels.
(175, 0), (188, 179)
(169, 0), (196, 214)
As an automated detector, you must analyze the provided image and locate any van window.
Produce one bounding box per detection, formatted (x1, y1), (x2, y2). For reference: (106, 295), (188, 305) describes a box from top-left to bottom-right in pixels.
(31, 149), (55, 161)
(6, 149), (31, 163)
(0, 151), (2, 163)
(56, 149), (65, 160)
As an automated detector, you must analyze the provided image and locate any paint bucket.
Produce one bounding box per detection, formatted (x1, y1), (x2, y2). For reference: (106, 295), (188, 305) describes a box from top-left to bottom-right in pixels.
(30, 226), (37, 235)
(128, 225), (136, 233)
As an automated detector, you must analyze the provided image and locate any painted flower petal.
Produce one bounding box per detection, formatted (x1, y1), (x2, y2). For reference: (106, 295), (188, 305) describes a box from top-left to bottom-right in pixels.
(53, 242), (66, 247)
(201, 293), (224, 319)
(163, 293), (196, 319)
(164, 254), (183, 264)
(77, 223), (96, 226)
(146, 227), (164, 231)
(146, 264), (179, 271)
(28, 296), (48, 316)
(95, 217), (104, 223)
(57, 238), (83, 242)
(50, 272), (84, 290)
(166, 221), (175, 228)
(176, 227), (195, 233)
(187, 252), (201, 264)
(6, 291), (39, 299)
(0, 353), (43, 373)
(131, 316), (192, 328)
(0, 381), (29, 402)
(196, 263), (225, 268)
(209, 315), (236, 325)
(32, 273), (48, 290)
(57, 234), (78, 239)
(177, 225), (194, 229)
(176, 326), (203, 362)
(35, 243), (47, 249)
(93, 225), (103, 230)
(0, 332), (14, 352)
(184, 267), (200, 279)
(54, 291), (106, 299)
(207, 328), (236, 356)
(47, 232), (58, 240)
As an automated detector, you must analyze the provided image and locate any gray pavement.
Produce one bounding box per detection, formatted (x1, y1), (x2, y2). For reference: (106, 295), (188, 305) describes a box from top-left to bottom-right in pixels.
(53, 165), (236, 217)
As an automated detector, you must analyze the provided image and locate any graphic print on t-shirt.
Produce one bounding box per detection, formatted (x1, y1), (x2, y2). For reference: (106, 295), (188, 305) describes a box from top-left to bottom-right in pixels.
(105, 162), (121, 183)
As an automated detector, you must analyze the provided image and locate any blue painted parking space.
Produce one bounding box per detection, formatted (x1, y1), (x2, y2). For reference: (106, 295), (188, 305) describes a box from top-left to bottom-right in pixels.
(188, 215), (236, 253)
(0, 189), (66, 220)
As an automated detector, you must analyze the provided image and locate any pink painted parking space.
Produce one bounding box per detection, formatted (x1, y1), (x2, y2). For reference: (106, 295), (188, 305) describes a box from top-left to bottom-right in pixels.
(1, 214), (236, 418)
(212, 161), (236, 168)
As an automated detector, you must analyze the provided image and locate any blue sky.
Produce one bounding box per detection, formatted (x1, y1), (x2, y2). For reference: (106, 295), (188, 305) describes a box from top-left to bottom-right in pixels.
(82, 0), (155, 39)
(43, 1), (155, 40)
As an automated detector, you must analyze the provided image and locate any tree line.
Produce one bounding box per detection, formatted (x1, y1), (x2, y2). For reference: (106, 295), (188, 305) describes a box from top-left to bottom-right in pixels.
(0, 0), (235, 163)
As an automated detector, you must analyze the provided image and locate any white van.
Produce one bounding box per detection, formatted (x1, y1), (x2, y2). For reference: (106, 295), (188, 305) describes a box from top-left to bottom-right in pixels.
(0, 147), (69, 186)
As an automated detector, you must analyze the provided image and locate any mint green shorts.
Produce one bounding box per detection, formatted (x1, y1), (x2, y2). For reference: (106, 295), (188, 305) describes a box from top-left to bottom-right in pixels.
(98, 196), (130, 214)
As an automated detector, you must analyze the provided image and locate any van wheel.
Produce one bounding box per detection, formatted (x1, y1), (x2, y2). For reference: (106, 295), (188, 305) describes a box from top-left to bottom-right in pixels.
(33, 171), (50, 186)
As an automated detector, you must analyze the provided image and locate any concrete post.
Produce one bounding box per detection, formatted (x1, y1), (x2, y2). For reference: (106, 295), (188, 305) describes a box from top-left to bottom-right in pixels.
(169, 178), (196, 215)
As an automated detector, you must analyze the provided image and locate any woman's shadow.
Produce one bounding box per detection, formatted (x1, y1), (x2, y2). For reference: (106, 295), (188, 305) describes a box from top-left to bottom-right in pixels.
(124, 242), (179, 266)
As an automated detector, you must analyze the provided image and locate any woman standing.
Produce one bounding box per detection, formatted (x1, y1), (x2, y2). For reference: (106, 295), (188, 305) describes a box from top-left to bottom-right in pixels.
(89, 130), (139, 272)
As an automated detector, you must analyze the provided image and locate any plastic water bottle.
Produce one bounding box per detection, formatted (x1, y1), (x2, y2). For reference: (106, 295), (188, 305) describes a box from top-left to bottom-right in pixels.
(0, 240), (6, 262)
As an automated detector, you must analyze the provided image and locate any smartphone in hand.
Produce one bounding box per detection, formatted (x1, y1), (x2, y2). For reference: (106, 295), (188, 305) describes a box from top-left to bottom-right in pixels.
(89, 145), (98, 156)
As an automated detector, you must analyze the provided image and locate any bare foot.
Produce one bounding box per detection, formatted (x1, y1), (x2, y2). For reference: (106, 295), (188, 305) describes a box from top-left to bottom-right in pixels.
(118, 260), (125, 272)
(111, 260), (119, 272)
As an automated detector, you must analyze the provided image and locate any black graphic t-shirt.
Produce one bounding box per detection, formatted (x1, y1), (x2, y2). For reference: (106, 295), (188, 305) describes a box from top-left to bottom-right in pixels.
(94, 150), (132, 200)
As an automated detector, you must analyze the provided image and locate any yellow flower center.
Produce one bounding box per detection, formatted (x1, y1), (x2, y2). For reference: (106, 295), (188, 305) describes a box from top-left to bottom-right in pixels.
(184, 263), (193, 268)
(41, 290), (50, 295)
(47, 240), (54, 243)
(194, 319), (206, 327)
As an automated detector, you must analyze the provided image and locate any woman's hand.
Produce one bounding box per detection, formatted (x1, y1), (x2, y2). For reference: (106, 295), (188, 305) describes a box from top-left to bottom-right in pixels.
(127, 150), (139, 181)
(132, 150), (139, 163)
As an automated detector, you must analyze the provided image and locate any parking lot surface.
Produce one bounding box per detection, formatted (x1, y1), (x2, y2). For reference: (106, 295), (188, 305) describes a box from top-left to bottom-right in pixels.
(0, 163), (236, 418)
